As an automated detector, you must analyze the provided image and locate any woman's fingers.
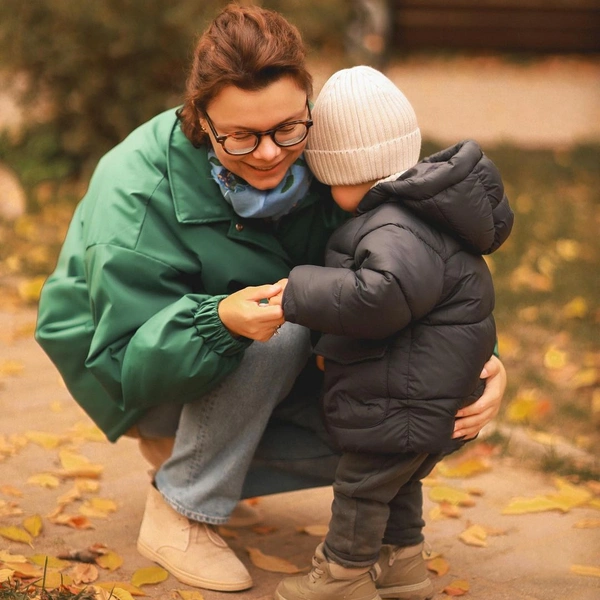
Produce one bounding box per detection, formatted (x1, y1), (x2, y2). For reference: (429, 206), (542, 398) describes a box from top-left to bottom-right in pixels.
(453, 355), (507, 439)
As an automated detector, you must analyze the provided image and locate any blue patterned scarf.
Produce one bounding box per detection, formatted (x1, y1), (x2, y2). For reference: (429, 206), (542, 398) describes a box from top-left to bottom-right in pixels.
(208, 149), (313, 220)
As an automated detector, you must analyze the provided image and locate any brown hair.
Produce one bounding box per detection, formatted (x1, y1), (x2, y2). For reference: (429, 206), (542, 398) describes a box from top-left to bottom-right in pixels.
(177, 3), (313, 147)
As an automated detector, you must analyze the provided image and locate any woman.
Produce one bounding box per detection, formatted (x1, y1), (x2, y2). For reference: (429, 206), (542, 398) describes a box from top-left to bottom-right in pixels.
(35, 3), (507, 594)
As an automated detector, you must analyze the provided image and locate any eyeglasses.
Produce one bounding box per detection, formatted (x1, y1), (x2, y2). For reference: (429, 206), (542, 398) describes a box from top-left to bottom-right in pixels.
(203, 100), (313, 156)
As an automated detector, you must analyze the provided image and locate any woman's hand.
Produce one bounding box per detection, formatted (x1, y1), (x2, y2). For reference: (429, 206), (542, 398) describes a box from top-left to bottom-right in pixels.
(218, 283), (285, 342)
(453, 355), (507, 439)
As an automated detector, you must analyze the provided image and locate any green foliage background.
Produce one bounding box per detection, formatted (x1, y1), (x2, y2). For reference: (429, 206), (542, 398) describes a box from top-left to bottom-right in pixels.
(0, 0), (348, 205)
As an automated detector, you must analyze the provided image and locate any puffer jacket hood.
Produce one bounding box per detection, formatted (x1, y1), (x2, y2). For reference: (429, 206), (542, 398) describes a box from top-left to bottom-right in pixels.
(358, 139), (513, 255)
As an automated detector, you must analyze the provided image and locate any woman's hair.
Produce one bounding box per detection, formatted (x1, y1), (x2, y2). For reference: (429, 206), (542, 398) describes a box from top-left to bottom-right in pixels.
(178, 3), (313, 147)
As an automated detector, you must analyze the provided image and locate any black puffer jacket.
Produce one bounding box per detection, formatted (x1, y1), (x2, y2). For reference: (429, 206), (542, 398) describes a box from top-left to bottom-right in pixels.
(283, 140), (514, 454)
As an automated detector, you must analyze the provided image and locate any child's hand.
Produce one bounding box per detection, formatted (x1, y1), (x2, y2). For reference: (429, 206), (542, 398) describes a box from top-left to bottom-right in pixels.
(315, 355), (325, 371)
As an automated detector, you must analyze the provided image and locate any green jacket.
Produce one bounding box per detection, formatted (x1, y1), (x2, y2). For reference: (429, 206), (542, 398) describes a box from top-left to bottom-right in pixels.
(35, 108), (344, 442)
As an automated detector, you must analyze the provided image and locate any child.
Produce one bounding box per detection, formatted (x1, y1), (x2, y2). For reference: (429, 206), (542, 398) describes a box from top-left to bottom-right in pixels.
(275, 66), (514, 600)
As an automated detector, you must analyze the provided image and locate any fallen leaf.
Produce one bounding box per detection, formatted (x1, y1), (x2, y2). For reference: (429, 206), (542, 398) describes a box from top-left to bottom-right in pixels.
(75, 479), (101, 493)
(0, 500), (23, 518)
(502, 496), (567, 515)
(131, 566), (169, 587)
(177, 591), (205, 600)
(0, 485), (23, 497)
(79, 497), (117, 518)
(428, 486), (476, 507)
(426, 556), (449, 576)
(29, 554), (71, 569)
(544, 346), (568, 370)
(0, 525), (33, 546)
(573, 519), (600, 528)
(3, 562), (42, 578)
(0, 359), (25, 377)
(0, 569), (14, 583)
(548, 478), (592, 510)
(570, 564), (600, 577)
(437, 458), (491, 478)
(459, 524), (488, 547)
(23, 514), (43, 537)
(568, 367), (597, 389)
(24, 430), (65, 449)
(96, 581), (146, 596)
(443, 579), (470, 596)
(27, 473), (61, 489)
(95, 551), (124, 571)
(69, 563), (99, 584)
(297, 524), (329, 537)
(0, 551), (27, 563)
(246, 547), (302, 574)
(17, 276), (46, 303)
(48, 513), (95, 529)
(563, 297), (588, 319)
(56, 449), (104, 478)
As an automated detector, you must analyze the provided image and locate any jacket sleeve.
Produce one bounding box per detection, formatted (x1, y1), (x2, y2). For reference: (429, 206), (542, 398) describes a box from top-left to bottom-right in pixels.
(283, 224), (446, 339)
(84, 243), (251, 412)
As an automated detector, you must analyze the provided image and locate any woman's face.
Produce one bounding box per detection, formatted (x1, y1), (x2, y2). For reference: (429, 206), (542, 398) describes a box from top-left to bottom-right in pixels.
(201, 77), (310, 190)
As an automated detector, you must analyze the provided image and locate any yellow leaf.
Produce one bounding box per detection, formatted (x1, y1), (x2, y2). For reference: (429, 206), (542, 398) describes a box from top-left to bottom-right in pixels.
(0, 500), (23, 518)
(297, 524), (329, 537)
(570, 564), (600, 577)
(502, 496), (567, 515)
(437, 458), (491, 478)
(0, 569), (14, 583)
(0, 359), (25, 377)
(29, 554), (71, 569)
(568, 367), (597, 389)
(0, 485), (23, 497)
(428, 486), (476, 507)
(24, 430), (64, 449)
(96, 581), (146, 596)
(69, 422), (107, 443)
(106, 589), (136, 600)
(75, 479), (101, 493)
(426, 556), (450, 576)
(0, 551), (27, 563)
(443, 579), (470, 596)
(0, 525), (33, 546)
(27, 473), (61, 489)
(17, 276), (46, 303)
(573, 519), (600, 529)
(544, 346), (568, 370)
(23, 514), (43, 537)
(556, 239), (581, 261)
(548, 477), (592, 510)
(459, 524), (488, 547)
(57, 449), (104, 478)
(131, 566), (169, 587)
(177, 591), (205, 600)
(246, 547), (302, 574)
(3, 562), (42, 578)
(95, 551), (124, 571)
(563, 296), (588, 319)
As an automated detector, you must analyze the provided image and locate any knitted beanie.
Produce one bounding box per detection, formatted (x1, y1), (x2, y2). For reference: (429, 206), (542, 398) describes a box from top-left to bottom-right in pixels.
(305, 66), (421, 186)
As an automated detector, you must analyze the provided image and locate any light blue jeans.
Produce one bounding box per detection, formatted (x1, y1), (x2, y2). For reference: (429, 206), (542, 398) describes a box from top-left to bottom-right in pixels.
(141, 323), (340, 525)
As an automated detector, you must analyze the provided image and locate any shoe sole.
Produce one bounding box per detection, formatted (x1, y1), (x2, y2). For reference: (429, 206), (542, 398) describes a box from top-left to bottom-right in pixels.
(136, 539), (253, 592)
(378, 578), (434, 600)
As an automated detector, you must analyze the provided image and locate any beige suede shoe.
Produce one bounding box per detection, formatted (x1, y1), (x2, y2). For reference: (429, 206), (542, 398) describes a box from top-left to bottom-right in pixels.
(375, 543), (433, 600)
(275, 543), (381, 600)
(136, 486), (253, 591)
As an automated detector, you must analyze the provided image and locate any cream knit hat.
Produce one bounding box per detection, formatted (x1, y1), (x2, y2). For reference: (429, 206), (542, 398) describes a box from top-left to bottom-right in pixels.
(305, 66), (421, 186)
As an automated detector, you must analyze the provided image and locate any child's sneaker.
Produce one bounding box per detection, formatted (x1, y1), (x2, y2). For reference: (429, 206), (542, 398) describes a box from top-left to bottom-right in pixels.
(275, 543), (381, 600)
(375, 543), (434, 600)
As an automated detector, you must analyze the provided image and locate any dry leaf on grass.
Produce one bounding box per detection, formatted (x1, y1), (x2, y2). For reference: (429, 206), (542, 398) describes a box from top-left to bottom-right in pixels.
(94, 587), (136, 600)
(28, 554), (71, 569)
(69, 563), (99, 585)
(246, 547), (302, 574)
(0, 568), (14, 583)
(95, 581), (146, 596)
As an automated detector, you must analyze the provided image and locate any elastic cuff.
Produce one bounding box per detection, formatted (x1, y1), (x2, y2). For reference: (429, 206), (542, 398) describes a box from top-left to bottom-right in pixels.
(193, 295), (252, 356)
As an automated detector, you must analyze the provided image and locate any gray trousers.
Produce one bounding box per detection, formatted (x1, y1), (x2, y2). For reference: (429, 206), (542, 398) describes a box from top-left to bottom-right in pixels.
(323, 451), (443, 567)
